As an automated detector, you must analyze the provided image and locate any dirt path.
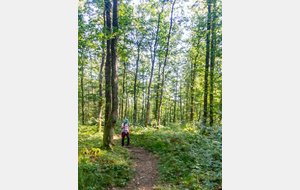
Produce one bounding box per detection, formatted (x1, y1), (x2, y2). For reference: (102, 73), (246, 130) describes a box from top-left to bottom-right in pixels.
(112, 135), (159, 190)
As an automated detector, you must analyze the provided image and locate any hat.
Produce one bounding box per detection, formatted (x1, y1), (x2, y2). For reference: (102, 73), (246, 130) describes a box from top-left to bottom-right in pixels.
(124, 118), (128, 123)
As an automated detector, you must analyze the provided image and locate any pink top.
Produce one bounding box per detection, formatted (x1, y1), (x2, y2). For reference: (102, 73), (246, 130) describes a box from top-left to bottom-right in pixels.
(122, 122), (129, 132)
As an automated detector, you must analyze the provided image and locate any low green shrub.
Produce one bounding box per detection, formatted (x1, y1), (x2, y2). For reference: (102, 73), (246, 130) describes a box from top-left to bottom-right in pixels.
(78, 124), (133, 190)
(130, 123), (222, 190)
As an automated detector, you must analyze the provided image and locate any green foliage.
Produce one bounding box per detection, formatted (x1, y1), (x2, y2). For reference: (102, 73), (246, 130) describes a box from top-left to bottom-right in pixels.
(78, 125), (134, 189)
(130, 123), (222, 190)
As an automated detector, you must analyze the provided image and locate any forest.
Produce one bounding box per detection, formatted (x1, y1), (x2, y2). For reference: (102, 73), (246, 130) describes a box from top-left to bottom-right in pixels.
(78, 0), (222, 189)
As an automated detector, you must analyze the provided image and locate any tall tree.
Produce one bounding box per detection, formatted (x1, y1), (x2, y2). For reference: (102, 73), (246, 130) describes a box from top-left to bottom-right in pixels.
(203, 0), (211, 126)
(145, 6), (164, 128)
(80, 57), (85, 125)
(173, 73), (178, 123)
(103, 0), (113, 149)
(98, 9), (106, 132)
(209, 0), (217, 126)
(110, 0), (119, 125)
(157, 0), (176, 126)
(133, 38), (142, 124)
(190, 51), (199, 122)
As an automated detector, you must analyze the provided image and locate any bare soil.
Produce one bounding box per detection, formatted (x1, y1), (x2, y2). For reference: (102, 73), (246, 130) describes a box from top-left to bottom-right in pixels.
(112, 135), (159, 190)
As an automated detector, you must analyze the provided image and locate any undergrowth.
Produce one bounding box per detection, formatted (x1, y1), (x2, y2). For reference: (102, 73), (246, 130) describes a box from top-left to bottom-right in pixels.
(130, 122), (222, 190)
(78, 124), (133, 190)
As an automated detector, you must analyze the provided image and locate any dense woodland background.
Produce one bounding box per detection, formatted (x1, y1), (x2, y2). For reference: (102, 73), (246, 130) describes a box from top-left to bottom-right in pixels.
(78, 0), (222, 131)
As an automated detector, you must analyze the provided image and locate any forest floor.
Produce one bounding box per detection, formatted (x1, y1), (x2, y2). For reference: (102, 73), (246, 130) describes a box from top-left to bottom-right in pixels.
(112, 135), (159, 190)
(78, 123), (222, 190)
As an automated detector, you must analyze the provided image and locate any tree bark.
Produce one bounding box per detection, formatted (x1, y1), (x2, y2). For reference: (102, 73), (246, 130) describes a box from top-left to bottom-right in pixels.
(87, 85), (90, 122)
(157, 0), (176, 126)
(133, 41), (141, 124)
(180, 81), (183, 121)
(103, 0), (119, 149)
(203, 0), (211, 126)
(122, 61), (127, 119)
(155, 62), (162, 121)
(98, 9), (106, 133)
(185, 82), (189, 121)
(103, 0), (113, 149)
(145, 6), (164, 128)
(173, 83), (177, 123)
(190, 53), (199, 122)
(209, 0), (217, 127)
(124, 62), (128, 118)
(110, 0), (119, 136)
(80, 58), (85, 125)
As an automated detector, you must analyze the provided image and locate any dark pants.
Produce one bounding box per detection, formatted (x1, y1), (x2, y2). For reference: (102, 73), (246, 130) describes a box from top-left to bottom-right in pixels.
(122, 132), (130, 146)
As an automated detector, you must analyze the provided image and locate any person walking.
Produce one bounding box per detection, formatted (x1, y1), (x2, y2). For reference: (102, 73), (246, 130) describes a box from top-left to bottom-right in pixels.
(121, 118), (130, 147)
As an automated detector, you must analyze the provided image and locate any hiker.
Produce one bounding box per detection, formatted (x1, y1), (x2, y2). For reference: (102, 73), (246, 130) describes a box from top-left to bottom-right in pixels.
(121, 118), (130, 147)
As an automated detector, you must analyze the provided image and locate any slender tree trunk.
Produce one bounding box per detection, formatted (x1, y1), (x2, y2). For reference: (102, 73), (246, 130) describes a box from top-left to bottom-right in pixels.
(157, 0), (175, 126)
(180, 81), (183, 121)
(198, 105), (202, 122)
(173, 92), (176, 123)
(190, 53), (199, 122)
(155, 62), (162, 120)
(93, 89), (97, 119)
(142, 73), (145, 121)
(124, 62), (128, 118)
(173, 75), (178, 123)
(219, 94), (222, 124)
(133, 41), (141, 124)
(145, 6), (164, 128)
(109, 0), (119, 132)
(203, 0), (211, 126)
(103, 0), (113, 149)
(190, 62), (194, 122)
(185, 83), (189, 121)
(125, 94), (128, 118)
(81, 58), (85, 125)
(169, 98), (172, 123)
(87, 86), (90, 122)
(98, 10), (106, 132)
(209, 0), (217, 127)
(122, 61), (126, 119)
(87, 98), (90, 122)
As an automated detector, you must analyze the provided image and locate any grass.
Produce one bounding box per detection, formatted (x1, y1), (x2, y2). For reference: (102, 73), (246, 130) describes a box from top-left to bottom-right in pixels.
(78, 121), (222, 190)
(78, 124), (134, 190)
(129, 122), (222, 190)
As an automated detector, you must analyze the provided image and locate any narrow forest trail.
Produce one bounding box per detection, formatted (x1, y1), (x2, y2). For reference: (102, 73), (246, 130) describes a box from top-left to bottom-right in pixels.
(111, 135), (159, 190)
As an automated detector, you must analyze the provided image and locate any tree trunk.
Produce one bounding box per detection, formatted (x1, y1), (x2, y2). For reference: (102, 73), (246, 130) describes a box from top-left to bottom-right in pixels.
(122, 61), (126, 119)
(81, 58), (85, 125)
(124, 62), (128, 118)
(203, 0), (211, 126)
(103, 0), (113, 149)
(103, 0), (119, 149)
(219, 94), (222, 124)
(87, 87), (90, 122)
(155, 62), (162, 120)
(209, 0), (217, 127)
(145, 6), (164, 128)
(98, 9), (106, 133)
(190, 53), (199, 122)
(180, 81), (183, 121)
(173, 93), (176, 123)
(109, 0), (119, 135)
(157, 0), (175, 126)
(185, 83), (189, 121)
(142, 74), (145, 121)
(133, 41), (141, 124)
(125, 93), (128, 118)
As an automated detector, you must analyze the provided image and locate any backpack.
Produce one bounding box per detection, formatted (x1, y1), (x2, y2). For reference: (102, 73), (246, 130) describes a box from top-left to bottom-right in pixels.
(120, 122), (130, 134)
